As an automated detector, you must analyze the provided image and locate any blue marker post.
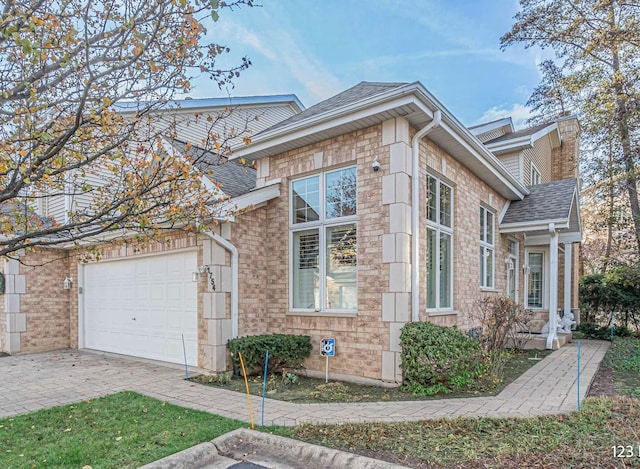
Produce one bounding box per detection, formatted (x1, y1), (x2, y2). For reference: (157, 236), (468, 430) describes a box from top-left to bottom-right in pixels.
(610, 311), (614, 342)
(182, 334), (189, 380)
(261, 350), (269, 428)
(577, 340), (581, 412)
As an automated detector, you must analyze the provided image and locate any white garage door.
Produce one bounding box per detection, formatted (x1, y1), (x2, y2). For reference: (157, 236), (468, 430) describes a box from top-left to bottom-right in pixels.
(83, 250), (198, 366)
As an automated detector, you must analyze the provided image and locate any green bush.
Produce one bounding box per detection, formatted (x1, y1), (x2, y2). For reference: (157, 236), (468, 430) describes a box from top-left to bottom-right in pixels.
(400, 322), (486, 395)
(227, 334), (312, 376)
(575, 322), (633, 340)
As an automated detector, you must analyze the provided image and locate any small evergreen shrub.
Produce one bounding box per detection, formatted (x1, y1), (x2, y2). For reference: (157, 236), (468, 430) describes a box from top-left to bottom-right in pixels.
(575, 322), (634, 340)
(400, 322), (486, 395)
(227, 334), (312, 376)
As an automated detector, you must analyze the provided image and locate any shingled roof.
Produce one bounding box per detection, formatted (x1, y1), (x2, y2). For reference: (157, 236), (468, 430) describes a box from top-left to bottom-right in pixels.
(501, 178), (577, 225)
(171, 140), (256, 198)
(484, 122), (553, 145)
(263, 81), (407, 134)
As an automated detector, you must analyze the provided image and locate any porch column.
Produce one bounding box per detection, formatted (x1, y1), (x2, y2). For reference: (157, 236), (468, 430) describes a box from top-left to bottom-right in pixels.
(563, 242), (572, 316)
(547, 223), (559, 349)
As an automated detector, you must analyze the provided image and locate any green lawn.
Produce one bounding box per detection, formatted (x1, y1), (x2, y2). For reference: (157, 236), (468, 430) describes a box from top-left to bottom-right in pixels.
(602, 336), (640, 397)
(294, 396), (640, 467)
(0, 392), (253, 469)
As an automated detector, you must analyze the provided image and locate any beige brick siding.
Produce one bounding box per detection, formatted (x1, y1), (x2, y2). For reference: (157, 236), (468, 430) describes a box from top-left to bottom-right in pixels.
(552, 118), (580, 181)
(18, 249), (71, 353)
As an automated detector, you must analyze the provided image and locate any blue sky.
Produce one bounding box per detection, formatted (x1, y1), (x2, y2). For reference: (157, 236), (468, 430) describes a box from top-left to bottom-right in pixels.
(194, 1), (551, 129)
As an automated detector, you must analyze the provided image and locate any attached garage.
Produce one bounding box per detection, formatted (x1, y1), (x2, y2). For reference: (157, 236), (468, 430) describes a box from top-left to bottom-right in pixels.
(81, 250), (198, 366)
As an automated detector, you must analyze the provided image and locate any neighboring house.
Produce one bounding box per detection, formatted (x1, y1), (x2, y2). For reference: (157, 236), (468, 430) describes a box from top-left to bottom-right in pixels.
(0, 82), (582, 385)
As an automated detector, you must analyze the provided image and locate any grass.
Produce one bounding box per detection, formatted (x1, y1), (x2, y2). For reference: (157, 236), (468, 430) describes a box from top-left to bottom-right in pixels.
(0, 391), (254, 469)
(294, 396), (640, 467)
(191, 349), (552, 403)
(602, 336), (640, 397)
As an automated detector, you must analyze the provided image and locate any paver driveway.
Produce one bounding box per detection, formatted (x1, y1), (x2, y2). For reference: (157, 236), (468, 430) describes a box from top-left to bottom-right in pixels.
(0, 340), (609, 426)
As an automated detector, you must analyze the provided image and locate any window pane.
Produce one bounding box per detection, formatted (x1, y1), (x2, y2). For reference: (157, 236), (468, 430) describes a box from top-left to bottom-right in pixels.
(479, 208), (485, 241)
(485, 248), (494, 288)
(325, 224), (357, 310)
(486, 211), (494, 244)
(440, 232), (451, 308)
(440, 183), (452, 228)
(479, 247), (485, 286)
(326, 168), (357, 219)
(292, 177), (319, 223)
(427, 176), (437, 222)
(427, 228), (437, 309)
(292, 229), (319, 309)
(528, 252), (543, 308)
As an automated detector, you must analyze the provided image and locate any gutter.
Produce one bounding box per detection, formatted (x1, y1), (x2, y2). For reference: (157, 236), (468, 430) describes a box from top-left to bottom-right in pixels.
(411, 110), (441, 322)
(201, 229), (239, 338)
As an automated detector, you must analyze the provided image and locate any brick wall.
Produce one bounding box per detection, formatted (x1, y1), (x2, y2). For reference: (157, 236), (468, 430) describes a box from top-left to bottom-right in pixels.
(552, 117), (580, 181)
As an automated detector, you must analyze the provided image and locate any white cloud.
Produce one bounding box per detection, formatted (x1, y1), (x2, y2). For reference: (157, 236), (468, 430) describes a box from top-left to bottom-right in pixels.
(475, 103), (532, 129)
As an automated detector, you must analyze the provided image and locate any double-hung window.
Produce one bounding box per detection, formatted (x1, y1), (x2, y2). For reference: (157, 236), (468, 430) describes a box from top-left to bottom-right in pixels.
(531, 164), (542, 185)
(479, 206), (495, 288)
(290, 167), (357, 312)
(426, 174), (453, 310)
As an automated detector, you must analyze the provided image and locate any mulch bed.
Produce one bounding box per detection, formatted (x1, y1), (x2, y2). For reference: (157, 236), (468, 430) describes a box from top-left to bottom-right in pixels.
(587, 366), (616, 397)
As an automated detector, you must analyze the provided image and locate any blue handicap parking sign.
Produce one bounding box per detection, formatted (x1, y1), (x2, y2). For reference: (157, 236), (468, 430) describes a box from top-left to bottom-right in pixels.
(320, 338), (335, 357)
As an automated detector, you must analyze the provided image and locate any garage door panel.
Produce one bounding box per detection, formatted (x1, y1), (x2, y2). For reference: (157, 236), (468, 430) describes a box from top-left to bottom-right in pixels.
(83, 250), (198, 366)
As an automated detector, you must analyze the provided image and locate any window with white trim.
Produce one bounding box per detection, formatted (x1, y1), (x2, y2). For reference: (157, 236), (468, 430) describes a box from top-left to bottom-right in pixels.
(507, 239), (519, 301)
(531, 164), (541, 185)
(479, 206), (495, 288)
(426, 174), (453, 310)
(290, 167), (357, 311)
(527, 252), (544, 308)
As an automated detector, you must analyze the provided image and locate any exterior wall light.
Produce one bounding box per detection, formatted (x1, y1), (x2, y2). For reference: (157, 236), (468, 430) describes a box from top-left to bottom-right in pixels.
(505, 258), (514, 271)
(192, 265), (216, 291)
(63, 277), (73, 290)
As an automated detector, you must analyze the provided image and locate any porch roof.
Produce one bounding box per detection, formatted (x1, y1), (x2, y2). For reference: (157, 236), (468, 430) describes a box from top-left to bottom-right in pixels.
(499, 178), (582, 242)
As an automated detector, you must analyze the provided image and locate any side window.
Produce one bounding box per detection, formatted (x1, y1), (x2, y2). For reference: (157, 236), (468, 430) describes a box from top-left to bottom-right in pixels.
(480, 206), (495, 288)
(426, 174), (453, 310)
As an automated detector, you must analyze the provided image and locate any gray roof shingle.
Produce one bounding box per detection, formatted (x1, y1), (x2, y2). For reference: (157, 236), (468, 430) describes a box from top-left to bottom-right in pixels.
(484, 122), (553, 145)
(171, 140), (256, 198)
(501, 178), (577, 225)
(262, 81), (408, 134)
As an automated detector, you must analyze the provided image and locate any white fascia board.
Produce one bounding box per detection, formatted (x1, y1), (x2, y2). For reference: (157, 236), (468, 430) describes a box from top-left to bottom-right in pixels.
(218, 181), (281, 214)
(468, 117), (514, 136)
(485, 136), (533, 155)
(525, 231), (582, 246)
(232, 93), (431, 159)
(500, 218), (570, 233)
(498, 201), (511, 223)
(437, 120), (527, 199)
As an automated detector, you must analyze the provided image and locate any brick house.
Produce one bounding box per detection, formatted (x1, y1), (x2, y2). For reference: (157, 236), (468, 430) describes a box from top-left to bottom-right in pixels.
(1, 81), (582, 384)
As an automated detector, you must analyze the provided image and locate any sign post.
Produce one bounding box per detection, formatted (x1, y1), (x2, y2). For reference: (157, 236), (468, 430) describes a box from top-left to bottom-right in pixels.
(320, 337), (335, 383)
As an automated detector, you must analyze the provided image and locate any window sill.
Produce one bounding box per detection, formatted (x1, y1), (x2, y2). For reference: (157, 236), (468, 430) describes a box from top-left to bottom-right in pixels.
(480, 287), (500, 293)
(287, 310), (358, 318)
(427, 309), (458, 317)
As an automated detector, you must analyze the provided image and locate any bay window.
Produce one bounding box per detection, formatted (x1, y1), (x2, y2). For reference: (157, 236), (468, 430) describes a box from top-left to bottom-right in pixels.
(290, 167), (357, 311)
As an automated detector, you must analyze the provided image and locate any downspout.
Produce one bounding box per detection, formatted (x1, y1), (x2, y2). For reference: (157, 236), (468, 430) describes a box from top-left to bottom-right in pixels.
(411, 110), (441, 322)
(201, 229), (239, 338)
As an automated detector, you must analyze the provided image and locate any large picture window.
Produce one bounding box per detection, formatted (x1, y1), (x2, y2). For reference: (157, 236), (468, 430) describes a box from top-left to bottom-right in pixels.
(426, 174), (453, 310)
(291, 167), (357, 311)
(480, 206), (495, 288)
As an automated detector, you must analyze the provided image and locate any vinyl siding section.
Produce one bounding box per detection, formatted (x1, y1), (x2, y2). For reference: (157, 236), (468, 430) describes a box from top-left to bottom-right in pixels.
(523, 134), (553, 185)
(497, 151), (521, 182)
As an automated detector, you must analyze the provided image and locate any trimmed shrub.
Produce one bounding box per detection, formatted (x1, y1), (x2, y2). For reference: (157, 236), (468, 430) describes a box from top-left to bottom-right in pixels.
(400, 322), (486, 395)
(227, 334), (312, 376)
(576, 322), (634, 340)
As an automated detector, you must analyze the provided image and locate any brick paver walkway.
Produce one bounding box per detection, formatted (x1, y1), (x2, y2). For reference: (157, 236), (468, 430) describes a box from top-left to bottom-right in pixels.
(0, 340), (609, 426)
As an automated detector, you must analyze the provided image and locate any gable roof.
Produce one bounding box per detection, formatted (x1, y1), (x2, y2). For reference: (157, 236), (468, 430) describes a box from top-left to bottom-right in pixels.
(485, 122), (561, 155)
(500, 178), (581, 241)
(171, 140), (256, 198)
(265, 82), (406, 133)
(233, 81), (530, 201)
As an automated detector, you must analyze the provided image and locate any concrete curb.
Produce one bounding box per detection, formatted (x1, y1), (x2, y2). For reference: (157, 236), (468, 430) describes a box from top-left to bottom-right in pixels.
(138, 428), (410, 468)
(212, 428), (409, 469)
